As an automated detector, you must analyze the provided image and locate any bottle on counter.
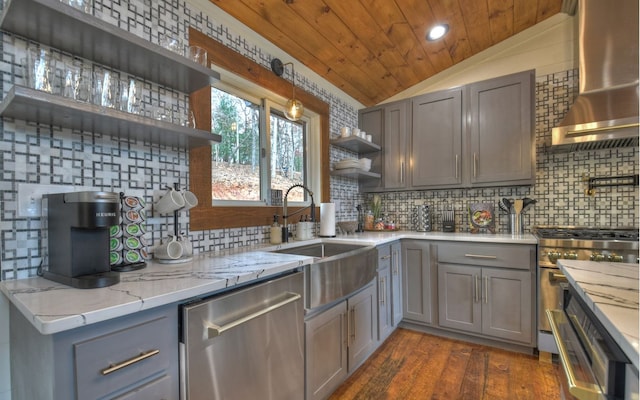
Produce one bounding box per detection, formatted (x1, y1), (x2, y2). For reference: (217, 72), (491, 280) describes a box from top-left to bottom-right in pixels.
(364, 209), (374, 230)
(270, 215), (282, 244)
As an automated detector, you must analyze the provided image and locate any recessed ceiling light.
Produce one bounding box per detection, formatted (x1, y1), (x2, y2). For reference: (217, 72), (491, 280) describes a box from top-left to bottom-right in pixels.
(427, 24), (448, 41)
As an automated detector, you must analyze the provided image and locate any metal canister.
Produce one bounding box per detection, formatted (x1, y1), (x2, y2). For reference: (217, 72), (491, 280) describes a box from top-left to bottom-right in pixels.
(412, 204), (431, 232)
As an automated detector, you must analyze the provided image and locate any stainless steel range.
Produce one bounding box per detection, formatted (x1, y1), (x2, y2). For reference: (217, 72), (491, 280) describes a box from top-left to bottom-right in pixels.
(533, 226), (639, 353)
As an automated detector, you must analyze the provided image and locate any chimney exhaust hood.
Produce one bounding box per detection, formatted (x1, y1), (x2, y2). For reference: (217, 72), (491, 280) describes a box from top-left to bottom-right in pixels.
(551, 0), (639, 151)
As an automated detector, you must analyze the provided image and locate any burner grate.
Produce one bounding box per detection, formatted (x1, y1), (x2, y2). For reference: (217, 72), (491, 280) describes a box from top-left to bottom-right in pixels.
(534, 227), (639, 241)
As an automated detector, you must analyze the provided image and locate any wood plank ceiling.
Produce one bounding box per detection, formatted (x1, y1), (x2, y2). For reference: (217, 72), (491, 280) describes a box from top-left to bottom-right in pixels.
(209, 0), (563, 106)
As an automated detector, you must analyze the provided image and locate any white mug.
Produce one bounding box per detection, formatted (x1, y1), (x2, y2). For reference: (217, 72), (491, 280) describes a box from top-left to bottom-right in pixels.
(340, 127), (351, 137)
(182, 190), (198, 211)
(154, 236), (183, 260)
(155, 188), (185, 215)
(177, 235), (193, 257)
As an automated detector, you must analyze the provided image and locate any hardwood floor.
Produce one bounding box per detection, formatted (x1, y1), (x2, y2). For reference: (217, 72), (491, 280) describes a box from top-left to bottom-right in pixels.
(329, 328), (563, 400)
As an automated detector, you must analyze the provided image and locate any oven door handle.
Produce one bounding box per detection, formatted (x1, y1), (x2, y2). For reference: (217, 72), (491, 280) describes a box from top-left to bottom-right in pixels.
(546, 309), (606, 400)
(207, 292), (301, 338)
(549, 271), (568, 283)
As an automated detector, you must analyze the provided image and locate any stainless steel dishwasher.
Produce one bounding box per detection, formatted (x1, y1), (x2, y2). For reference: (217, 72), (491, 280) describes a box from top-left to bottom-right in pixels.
(179, 271), (304, 400)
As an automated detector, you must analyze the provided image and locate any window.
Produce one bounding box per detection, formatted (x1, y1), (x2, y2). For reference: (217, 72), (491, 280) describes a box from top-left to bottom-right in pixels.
(210, 86), (313, 206)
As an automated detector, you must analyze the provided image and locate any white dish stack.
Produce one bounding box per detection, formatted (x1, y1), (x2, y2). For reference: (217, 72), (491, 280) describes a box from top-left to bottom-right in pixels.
(334, 157), (372, 172)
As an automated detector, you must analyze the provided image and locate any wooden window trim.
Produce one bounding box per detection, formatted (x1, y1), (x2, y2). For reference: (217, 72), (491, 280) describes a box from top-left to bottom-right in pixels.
(188, 28), (330, 230)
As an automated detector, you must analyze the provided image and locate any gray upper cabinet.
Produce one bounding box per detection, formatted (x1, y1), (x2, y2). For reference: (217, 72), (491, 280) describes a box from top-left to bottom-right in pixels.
(359, 70), (535, 191)
(411, 88), (463, 187)
(468, 71), (535, 186)
(382, 100), (409, 190)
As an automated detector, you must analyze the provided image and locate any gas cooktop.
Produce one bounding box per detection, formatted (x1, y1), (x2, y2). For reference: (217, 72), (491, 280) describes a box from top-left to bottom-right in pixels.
(534, 226), (639, 241)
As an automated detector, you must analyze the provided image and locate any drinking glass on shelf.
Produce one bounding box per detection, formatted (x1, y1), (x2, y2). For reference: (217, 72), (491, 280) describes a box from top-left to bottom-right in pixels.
(93, 69), (119, 108)
(159, 32), (183, 55)
(62, 60), (90, 102)
(122, 78), (142, 114)
(62, 0), (93, 13)
(188, 46), (207, 66)
(23, 48), (56, 93)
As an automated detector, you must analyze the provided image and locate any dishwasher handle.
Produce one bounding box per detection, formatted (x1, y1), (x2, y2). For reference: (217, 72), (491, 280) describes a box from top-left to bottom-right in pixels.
(207, 291), (301, 338)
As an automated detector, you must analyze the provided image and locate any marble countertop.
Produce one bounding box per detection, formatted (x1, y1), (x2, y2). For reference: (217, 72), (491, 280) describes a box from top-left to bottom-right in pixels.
(557, 260), (639, 369)
(0, 231), (536, 335)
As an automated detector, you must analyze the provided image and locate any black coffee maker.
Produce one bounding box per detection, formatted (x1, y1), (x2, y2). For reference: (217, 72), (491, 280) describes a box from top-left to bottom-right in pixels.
(42, 191), (120, 289)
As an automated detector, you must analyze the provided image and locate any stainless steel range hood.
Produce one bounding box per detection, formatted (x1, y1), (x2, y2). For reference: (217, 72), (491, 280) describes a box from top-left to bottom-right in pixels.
(551, 0), (639, 151)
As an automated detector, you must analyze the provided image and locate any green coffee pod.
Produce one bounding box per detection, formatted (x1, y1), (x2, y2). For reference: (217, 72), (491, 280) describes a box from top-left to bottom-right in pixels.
(125, 224), (141, 236)
(125, 236), (141, 249)
(110, 251), (122, 265)
(124, 250), (142, 263)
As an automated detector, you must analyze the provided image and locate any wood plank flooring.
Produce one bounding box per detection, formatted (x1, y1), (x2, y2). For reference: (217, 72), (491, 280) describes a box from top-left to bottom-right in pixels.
(329, 328), (563, 400)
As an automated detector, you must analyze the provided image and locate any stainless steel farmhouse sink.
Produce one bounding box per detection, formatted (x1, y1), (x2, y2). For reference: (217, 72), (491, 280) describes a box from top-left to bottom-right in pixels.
(274, 242), (378, 312)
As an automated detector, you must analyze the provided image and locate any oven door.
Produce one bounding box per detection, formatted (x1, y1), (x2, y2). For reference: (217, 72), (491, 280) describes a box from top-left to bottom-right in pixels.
(547, 309), (606, 400)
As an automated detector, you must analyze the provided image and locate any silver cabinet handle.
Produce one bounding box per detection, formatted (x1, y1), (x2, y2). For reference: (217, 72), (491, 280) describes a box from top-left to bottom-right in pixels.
(455, 154), (459, 179)
(400, 161), (405, 184)
(379, 278), (385, 305)
(392, 251), (399, 275)
(350, 308), (356, 343)
(473, 152), (478, 178)
(474, 275), (479, 303)
(464, 254), (497, 259)
(380, 255), (391, 260)
(484, 276), (489, 304)
(546, 310), (604, 400)
(207, 292), (301, 338)
(101, 350), (160, 375)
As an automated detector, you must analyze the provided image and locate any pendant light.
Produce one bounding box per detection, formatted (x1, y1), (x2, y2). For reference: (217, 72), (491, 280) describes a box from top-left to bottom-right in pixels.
(271, 58), (304, 121)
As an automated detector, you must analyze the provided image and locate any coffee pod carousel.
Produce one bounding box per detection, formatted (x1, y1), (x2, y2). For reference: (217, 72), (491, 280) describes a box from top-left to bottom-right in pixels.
(110, 193), (149, 272)
(153, 183), (197, 264)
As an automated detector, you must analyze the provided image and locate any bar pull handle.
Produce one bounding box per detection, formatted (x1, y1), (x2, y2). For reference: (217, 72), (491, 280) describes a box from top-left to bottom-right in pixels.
(400, 161), (405, 184)
(474, 275), (479, 303)
(473, 153), (478, 178)
(546, 309), (605, 400)
(379, 277), (385, 305)
(101, 350), (160, 375)
(549, 271), (568, 283)
(350, 308), (356, 343)
(464, 254), (497, 259)
(380, 255), (391, 260)
(207, 292), (301, 338)
(484, 276), (489, 304)
(455, 154), (459, 179)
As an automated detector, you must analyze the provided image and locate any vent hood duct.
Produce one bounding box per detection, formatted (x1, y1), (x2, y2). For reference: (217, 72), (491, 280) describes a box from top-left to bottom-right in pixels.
(551, 0), (639, 151)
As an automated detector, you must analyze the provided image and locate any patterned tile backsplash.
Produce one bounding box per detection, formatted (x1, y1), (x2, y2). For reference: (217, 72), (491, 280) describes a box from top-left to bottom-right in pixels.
(0, 1), (637, 280)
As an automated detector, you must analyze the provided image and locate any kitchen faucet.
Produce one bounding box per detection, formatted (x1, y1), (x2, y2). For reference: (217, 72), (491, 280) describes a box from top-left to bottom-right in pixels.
(282, 184), (315, 242)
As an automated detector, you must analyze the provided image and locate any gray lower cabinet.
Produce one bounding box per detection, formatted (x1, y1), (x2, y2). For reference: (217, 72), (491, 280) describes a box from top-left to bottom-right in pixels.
(305, 282), (377, 400)
(390, 241), (403, 326)
(402, 240), (437, 325)
(377, 245), (393, 342)
(436, 241), (535, 345)
(9, 304), (178, 400)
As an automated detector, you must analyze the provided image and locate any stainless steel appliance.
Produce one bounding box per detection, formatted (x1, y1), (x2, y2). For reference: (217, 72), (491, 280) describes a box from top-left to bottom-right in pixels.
(551, 0), (639, 151)
(180, 271), (304, 400)
(534, 226), (639, 353)
(547, 286), (630, 399)
(41, 191), (121, 289)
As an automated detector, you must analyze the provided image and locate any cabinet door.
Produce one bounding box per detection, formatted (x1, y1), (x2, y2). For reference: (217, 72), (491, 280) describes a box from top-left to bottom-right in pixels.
(390, 241), (403, 326)
(411, 88), (463, 187)
(437, 263), (482, 334)
(402, 241), (433, 324)
(359, 106), (384, 191)
(382, 101), (409, 189)
(348, 283), (377, 372)
(377, 264), (393, 342)
(305, 301), (348, 400)
(468, 70), (534, 185)
(482, 268), (533, 343)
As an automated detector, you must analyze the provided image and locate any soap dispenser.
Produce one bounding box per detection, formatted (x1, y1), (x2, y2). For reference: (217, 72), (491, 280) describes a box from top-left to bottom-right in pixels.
(270, 215), (282, 245)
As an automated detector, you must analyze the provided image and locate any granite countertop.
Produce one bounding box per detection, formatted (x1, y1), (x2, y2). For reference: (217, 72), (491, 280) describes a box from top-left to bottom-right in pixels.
(0, 231), (536, 335)
(557, 260), (639, 369)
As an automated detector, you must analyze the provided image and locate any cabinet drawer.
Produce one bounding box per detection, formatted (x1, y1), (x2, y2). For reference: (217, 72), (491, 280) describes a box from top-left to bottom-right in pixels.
(74, 316), (173, 400)
(437, 242), (534, 270)
(113, 374), (172, 400)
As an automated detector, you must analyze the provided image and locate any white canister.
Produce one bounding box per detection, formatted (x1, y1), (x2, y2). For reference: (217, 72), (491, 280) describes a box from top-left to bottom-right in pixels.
(319, 203), (336, 237)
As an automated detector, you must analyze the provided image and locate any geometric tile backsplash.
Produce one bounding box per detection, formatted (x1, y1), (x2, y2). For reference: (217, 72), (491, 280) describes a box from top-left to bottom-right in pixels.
(0, 0), (638, 280)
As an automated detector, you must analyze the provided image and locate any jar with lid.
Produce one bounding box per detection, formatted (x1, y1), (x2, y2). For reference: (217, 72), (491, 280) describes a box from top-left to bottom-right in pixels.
(364, 209), (374, 230)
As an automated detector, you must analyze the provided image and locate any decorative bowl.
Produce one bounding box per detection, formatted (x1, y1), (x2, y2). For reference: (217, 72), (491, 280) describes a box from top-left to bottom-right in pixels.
(338, 220), (358, 234)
